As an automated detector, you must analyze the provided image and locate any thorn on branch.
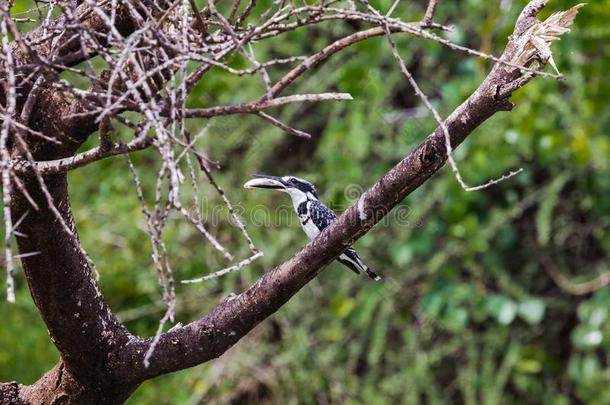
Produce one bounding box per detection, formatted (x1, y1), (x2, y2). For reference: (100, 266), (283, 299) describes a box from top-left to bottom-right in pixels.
(419, 141), (439, 168)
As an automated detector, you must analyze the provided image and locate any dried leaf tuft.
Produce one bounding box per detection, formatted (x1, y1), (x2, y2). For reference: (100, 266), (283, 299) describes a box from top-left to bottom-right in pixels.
(514, 3), (585, 74)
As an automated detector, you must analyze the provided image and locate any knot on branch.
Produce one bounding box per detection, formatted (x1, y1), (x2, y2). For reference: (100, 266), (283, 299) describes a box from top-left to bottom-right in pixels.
(419, 141), (440, 168)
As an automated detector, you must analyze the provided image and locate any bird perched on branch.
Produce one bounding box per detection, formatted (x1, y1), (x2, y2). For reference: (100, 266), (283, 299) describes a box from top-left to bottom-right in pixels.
(244, 174), (380, 281)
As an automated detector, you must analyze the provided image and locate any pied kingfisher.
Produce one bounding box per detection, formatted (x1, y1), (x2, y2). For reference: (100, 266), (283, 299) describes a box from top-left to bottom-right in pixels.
(244, 174), (381, 281)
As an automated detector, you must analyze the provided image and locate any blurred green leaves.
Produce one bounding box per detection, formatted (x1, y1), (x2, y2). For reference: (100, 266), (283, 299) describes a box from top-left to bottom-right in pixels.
(517, 299), (546, 326)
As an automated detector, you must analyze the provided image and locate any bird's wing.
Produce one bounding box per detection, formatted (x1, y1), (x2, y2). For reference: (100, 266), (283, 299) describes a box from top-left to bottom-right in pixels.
(308, 200), (381, 281)
(309, 200), (337, 232)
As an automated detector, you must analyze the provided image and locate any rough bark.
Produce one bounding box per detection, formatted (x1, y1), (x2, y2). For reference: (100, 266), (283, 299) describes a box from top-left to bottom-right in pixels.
(10, 172), (140, 403)
(4, 5), (142, 400)
(0, 381), (24, 405)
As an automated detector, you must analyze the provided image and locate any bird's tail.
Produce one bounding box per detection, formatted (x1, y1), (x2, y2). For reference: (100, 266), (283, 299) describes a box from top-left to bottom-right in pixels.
(361, 266), (381, 281)
(338, 249), (381, 281)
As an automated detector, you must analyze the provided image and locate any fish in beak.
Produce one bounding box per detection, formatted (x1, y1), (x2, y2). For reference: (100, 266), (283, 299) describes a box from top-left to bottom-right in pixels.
(243, 174), (287, 191)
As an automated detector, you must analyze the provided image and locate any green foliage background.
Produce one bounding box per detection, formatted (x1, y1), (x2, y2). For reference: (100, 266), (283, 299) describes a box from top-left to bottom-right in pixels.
(2, 0), (610, 403)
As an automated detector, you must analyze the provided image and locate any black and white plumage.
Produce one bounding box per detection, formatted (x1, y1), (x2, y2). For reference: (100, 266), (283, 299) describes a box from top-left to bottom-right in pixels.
(244, 174), (380, 281)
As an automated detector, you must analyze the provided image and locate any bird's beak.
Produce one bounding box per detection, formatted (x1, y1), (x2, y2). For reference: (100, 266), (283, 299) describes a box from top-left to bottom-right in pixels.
(243, 174), (286, 191)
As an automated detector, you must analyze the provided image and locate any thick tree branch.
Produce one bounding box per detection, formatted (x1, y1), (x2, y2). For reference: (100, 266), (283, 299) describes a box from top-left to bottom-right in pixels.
(1, 3), (147, 402)
(1, 1), (135, 125)
(9, 171), (139, 402)
(0, 381), (22, 404)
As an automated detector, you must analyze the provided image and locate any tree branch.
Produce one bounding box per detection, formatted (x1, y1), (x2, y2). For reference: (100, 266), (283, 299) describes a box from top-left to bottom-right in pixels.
(181, 92), (353, 118)
(423, 0), (439, 26)
(543, 256), (610, 296)
(10, 173), (138, 402)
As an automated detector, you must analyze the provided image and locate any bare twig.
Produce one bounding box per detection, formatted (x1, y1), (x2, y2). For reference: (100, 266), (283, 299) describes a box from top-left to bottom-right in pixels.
(183, 93), (353, 118)
(384, 23), (523, 191)
(423, 0), (438, 26)
(0, 9), (17, 303)
(181, 251), (264, 283)
(257, 112), (312, 138)
(543, 256), (610, 296)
